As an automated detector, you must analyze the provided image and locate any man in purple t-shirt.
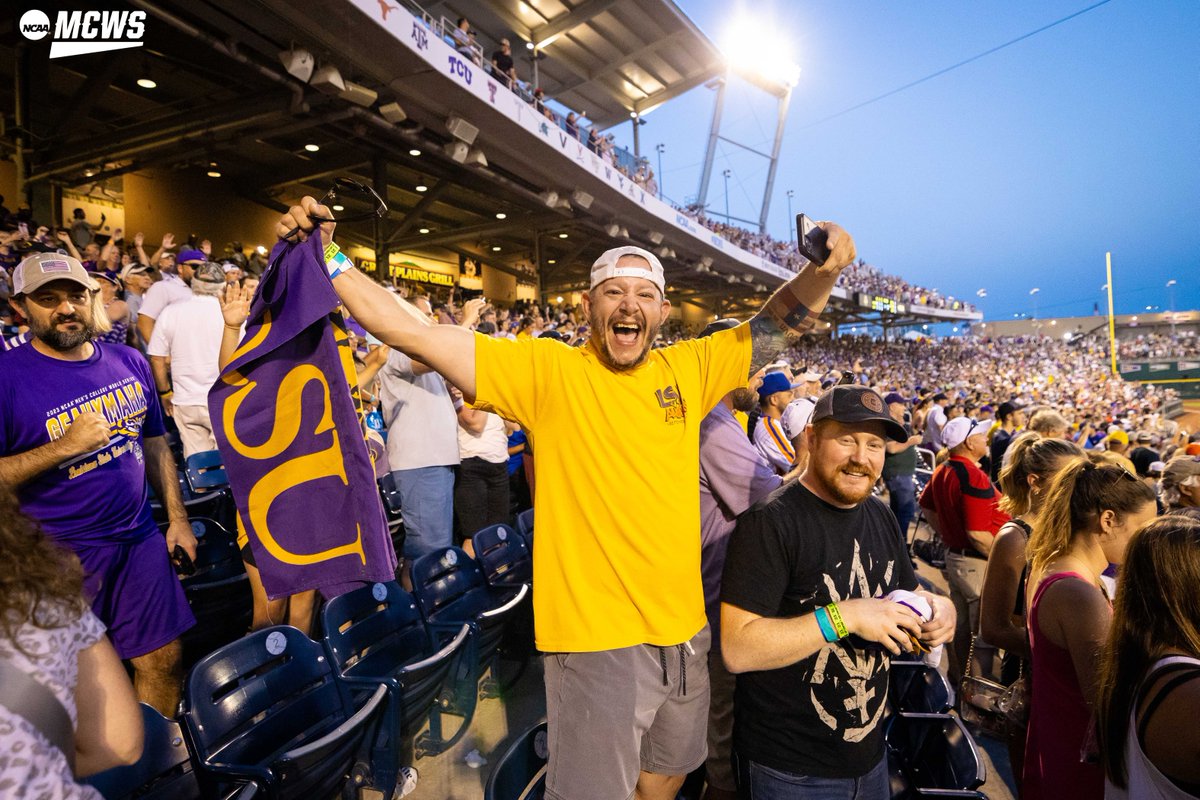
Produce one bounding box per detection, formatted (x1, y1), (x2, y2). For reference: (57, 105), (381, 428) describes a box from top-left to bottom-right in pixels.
(697, 319), (793, 800)
(0, 252), (196, 716)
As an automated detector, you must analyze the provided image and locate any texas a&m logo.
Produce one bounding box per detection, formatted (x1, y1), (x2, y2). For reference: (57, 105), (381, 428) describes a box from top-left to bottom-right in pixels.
(655, 385), (686, 425)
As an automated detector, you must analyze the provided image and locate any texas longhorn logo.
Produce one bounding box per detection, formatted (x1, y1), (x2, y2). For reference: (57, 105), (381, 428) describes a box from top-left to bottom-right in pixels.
(19, 9), (147, 59)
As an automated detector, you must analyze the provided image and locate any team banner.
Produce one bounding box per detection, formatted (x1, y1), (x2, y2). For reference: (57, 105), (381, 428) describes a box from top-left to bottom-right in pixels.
(208, 233), (395, 599)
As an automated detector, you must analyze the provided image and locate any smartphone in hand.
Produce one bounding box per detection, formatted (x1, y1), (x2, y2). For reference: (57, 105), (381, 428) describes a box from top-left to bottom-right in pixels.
(795, 214), (831, 267)
(172, 545), (196, 577)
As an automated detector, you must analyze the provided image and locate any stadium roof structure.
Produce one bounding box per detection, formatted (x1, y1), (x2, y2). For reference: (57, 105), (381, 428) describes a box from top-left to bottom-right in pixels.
(2, 0), (978, 328)
(446, 0), (727, 129)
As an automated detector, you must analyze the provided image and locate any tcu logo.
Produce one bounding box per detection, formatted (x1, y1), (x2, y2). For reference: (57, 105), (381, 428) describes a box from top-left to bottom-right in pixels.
(448, 55), (472, 85)
(411, 22), (427, 50)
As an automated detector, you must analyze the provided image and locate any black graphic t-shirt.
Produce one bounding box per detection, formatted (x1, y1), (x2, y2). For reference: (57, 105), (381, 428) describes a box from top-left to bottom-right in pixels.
(722, 479), (917, 778)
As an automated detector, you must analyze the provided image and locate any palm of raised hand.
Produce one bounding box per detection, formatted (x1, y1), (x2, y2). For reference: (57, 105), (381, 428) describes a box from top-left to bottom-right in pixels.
(221, 284), (252, 328)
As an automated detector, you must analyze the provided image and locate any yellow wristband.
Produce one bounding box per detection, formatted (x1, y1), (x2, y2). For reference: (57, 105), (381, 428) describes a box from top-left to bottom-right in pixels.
(825, 603), (849, 639)
(324, 241), (341, 262)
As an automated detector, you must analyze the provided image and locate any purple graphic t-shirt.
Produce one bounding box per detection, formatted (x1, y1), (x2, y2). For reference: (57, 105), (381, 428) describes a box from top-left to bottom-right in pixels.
(0, 341), (165, 544)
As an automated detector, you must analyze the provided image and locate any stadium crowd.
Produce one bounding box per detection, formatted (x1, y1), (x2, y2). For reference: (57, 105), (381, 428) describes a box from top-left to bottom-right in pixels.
(3, 198), (1200, 800)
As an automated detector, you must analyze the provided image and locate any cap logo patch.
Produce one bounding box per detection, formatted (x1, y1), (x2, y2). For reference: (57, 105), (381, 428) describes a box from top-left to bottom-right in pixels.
(40, 259), (71, 273)
(862, 392), (883, 413)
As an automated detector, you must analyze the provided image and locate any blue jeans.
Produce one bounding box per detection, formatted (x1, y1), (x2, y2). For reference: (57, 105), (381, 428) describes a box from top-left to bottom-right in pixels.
(885, 474), (917, 544)
(734, 753), (888, 800)
(391, 465), (454, 559)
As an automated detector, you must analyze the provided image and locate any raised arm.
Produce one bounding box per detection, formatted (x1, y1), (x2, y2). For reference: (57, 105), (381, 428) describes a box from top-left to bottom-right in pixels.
(276, 198), (478, 396)
(746, 222), (857, 376)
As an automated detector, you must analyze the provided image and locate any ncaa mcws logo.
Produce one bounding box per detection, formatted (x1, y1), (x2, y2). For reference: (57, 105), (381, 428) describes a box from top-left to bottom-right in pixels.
(20, 8), (147, 59)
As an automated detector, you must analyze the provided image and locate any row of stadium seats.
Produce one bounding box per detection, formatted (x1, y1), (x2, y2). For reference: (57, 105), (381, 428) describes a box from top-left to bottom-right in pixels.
(88, 509), (537, 799)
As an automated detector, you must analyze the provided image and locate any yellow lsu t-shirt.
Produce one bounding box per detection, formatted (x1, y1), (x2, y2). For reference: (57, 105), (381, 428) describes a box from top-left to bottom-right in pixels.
(473, 324), (752, 652)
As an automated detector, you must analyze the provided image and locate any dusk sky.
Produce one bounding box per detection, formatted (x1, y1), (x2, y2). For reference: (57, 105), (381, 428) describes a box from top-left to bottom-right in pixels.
(606, 0), (1199, 323)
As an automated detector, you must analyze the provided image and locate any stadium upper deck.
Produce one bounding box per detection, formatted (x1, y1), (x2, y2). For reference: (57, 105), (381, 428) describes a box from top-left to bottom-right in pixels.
(2, 0), (980, 328)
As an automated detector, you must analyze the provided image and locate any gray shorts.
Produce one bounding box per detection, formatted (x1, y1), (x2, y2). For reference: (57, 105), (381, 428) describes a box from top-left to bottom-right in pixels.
(544, 624), (711, 800)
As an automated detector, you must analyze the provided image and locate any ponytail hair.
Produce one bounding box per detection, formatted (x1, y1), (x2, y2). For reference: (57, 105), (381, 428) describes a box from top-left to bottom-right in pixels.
(999, 433), (1083, 517)
(1029, 457), (1156, 575)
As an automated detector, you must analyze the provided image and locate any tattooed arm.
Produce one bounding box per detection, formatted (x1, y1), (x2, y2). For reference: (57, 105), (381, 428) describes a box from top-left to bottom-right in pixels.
(746, 222), (857, 376)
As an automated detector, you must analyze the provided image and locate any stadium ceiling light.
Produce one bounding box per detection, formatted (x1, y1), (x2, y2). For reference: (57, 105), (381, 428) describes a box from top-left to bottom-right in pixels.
(419, 227), (430, 234)
(492, 246), (502, 251)
(206, 170), (221, 178)
(558, 233), (568, 239)
(304, 143), (320, 152)
(136, 78), (156, 89)
(720, 14), (801, 89)
(409, 148), (421, 156)
(548, 259), (556, 264)
(256, 245), (267, 255)
(556, 296), (564, 303)
(332, 204), (345, 211)
(415, 185), (428, 192)
(496, 212), (507, 219)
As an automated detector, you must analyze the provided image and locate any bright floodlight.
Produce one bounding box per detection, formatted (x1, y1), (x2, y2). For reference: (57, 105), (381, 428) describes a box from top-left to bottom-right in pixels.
(721, 15), (801, 88)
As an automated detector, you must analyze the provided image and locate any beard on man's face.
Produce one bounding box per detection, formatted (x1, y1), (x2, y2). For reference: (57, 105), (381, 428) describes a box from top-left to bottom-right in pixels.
(31, 310), (96, 351)
(588, 304), (661, 372)
(810, 452), (879, 506)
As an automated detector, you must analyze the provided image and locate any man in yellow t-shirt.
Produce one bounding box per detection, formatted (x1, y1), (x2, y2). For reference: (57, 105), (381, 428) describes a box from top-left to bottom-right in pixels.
(275, 198), (858, 800)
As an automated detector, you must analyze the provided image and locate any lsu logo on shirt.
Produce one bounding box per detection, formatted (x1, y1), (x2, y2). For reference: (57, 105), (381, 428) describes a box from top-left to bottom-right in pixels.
(655, 384), (686, 425)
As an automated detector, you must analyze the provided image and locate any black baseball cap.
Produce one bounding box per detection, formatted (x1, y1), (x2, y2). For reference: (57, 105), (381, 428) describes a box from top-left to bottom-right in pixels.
(811, 385), (908, 443)
(996, 400), (1025, 420)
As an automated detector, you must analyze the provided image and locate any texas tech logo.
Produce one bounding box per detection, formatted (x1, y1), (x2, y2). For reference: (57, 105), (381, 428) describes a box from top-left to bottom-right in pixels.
(20, 9), (147, 58)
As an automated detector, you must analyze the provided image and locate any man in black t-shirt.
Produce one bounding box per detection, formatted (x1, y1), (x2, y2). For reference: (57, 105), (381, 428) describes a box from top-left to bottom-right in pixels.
(988, 400), (1025, 481)
(722, 385), (956, 797)
(491, 38), (517, 88)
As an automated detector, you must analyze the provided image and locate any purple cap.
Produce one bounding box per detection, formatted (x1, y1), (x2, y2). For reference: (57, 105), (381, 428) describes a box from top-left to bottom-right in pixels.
(177, 248), (207, 264)
(883, 392), (907, 406)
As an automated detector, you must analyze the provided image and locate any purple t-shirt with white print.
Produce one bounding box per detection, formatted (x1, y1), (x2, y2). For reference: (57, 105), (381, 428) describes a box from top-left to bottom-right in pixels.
(0, 341), (165, 544)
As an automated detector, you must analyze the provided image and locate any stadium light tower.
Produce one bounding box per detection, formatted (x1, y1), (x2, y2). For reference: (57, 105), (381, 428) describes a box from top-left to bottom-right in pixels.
(1029, 287), (1040, 321)
(1167, 278), (1178, 335)
(697, 14), (799, 233)
(786, 189), (795, 242)
(722, 169), (732, 224)
(655, 143), (666, 200)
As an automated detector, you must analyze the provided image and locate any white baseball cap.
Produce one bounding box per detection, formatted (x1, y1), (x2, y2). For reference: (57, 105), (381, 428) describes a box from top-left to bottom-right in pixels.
(943, 416), (987, 450)
(589, 246), (665, 296)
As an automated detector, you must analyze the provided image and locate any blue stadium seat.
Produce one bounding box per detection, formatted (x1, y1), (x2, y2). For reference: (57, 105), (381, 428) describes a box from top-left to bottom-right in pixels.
(472, 524), (532, 587)
(885, 712), (987, 797)
(321, 581), (475, 779)
(185, 449), (229, 494)
(85, 703), (257, 800)
(182, 625), (387, 800)
(515, 509), (534, 549)
(410, 548), (529, 680)
(888, 661), (953, 715)
(377, 474), (406, 560)
(173, 518), (252, 669)
(484, 720), (548, 800)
